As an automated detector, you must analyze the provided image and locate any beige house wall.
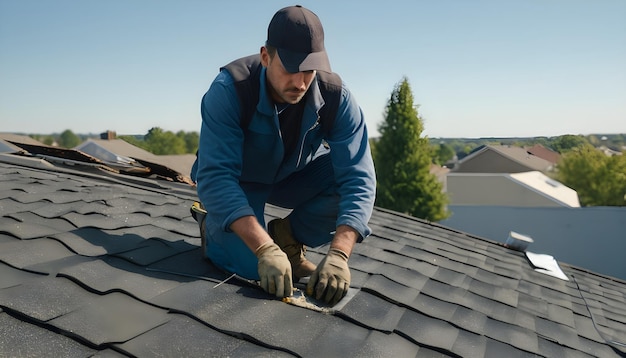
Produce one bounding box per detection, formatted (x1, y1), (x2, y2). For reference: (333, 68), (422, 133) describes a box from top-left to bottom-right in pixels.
(447, 174), (565, 207)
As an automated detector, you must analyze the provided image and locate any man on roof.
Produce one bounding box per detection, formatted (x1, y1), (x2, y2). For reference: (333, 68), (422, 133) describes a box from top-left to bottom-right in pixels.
(191, 5), (376, 306)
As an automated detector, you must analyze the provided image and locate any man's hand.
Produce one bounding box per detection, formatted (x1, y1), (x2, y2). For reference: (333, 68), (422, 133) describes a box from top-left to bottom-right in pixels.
(306, 248), (350, 306)
(230, 215), (293, 298)
(255, 242), (293, 298)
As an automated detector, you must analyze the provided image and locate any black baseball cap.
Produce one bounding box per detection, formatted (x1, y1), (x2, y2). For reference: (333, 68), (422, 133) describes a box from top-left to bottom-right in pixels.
(266, 5), (331, 73)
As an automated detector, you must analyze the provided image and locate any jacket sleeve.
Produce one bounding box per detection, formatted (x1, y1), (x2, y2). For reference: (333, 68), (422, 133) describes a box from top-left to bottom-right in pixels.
(195, 71), (256, 231)
(326, 85), (376, 240)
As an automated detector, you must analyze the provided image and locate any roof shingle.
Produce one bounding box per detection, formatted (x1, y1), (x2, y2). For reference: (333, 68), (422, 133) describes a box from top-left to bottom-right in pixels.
(1, 158), (625, 357)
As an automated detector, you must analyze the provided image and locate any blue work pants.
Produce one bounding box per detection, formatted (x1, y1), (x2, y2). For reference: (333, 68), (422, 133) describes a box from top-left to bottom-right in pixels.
(202, 153), (338, 280)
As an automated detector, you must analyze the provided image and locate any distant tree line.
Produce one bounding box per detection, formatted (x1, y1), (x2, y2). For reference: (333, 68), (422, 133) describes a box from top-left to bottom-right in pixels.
(424, 133), (625, 207)
(30, 129), (83, 148)
(26, 105), (624, 209)
(427, 133), (625, 165)
(31, 128), (623, 165)
(30, 128), (199, 155)
(119, 127), (199, 155)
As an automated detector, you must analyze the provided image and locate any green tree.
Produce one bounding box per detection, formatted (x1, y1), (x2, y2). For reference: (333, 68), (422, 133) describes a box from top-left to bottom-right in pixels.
(587, 135), (600, 147)
(57, 129), (81, 148)
(31, 134), (55, 146)
(550, 134), (588, 153)
(531, 137), (552, 148)
(373, 77), (449, 221)
(178, 130), (199, 154)
(457, 143), (478, 160)
(556, 144), (626, 206)
(431, 142), (455, 166)
(144, 127), (187, 155)
(42, 136), (55, 146)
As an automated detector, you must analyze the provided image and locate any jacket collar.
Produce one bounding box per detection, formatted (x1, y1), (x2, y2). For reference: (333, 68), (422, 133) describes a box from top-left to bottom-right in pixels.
(258, 67), (325, 118)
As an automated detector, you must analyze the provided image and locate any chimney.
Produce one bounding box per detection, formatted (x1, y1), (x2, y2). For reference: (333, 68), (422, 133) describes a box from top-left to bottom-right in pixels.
(100, 131), (117, 140)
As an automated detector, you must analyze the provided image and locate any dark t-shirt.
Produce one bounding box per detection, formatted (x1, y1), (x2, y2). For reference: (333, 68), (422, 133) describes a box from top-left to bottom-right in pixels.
(277, 97), (306, 160)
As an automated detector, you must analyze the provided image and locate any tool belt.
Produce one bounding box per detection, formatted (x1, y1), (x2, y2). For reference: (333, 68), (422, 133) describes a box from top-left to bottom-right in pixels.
(190, 201), (207, 250)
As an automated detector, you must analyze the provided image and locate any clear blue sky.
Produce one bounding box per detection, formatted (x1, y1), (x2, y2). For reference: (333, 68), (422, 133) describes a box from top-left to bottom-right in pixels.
(1, 0), (625, 138)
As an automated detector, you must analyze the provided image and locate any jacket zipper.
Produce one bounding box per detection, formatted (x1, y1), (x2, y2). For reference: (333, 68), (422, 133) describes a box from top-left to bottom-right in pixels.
(296, 116), (321, 167)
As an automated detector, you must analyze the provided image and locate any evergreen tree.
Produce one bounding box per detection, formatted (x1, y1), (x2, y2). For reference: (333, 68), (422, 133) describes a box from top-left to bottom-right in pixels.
(373, 77), (449, 221)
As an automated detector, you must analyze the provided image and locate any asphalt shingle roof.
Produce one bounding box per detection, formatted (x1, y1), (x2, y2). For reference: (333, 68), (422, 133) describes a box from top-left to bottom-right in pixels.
(1, 158), (625, 357)
(457, 145), (555, 173)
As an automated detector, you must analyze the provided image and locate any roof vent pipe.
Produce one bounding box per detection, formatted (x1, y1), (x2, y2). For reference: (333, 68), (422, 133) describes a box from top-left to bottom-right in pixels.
(505, 231), (534, 252)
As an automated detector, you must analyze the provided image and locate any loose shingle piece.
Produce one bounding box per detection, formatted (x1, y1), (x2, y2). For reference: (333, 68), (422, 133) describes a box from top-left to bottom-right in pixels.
(1, 161), (625, 357)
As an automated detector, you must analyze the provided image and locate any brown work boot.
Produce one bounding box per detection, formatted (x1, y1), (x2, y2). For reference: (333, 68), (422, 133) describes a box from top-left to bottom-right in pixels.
(267, 218), (317, 279)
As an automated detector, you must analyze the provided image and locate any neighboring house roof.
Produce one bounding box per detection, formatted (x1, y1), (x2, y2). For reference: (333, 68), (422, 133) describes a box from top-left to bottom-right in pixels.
(447, 171), (581, 207)
(0, 133), (43, 146)
(509, 171), (580, 207)
(0, 140), (21, 153)
(454, 145), (555, 173)
(598, 146), (624, 157)
(157, 153), (197, 177)
(76, 138), (158, 162)
(524, 144), (561, 164)
(1, 157), (625, 357)
(75, 138), (196, 177)
(0, 133), (42, 153)
(5, 139), (192, 184)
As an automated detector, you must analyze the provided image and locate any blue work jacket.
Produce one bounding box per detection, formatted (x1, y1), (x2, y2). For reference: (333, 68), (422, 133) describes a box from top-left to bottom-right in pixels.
(192, 67), (376, 239)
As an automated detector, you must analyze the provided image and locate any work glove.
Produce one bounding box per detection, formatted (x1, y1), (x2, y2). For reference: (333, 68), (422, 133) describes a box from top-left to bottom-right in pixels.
(255, 242), (293, 298)
(306, 248), (350, 306)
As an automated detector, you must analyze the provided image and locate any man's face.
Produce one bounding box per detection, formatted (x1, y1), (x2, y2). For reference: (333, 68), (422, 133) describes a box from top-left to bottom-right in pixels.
(261, 47), (316, 104)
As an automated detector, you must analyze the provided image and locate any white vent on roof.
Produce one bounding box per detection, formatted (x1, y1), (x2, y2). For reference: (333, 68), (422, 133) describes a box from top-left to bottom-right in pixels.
(526, 252), (569, 281)
(505, 231), (534, 252)
(545, 178), (561, 188)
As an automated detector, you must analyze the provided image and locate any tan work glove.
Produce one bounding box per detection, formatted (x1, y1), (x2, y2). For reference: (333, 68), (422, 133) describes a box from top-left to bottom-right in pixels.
(255, 242), (293, 298)
(306, 248), (350, 306)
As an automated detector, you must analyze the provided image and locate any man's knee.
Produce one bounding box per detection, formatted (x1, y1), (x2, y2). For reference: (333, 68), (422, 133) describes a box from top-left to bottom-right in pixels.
(202, 217), (260, 280)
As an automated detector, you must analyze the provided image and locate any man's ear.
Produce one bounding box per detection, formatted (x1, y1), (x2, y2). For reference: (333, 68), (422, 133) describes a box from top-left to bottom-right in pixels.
(260, 46), (270, 67)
